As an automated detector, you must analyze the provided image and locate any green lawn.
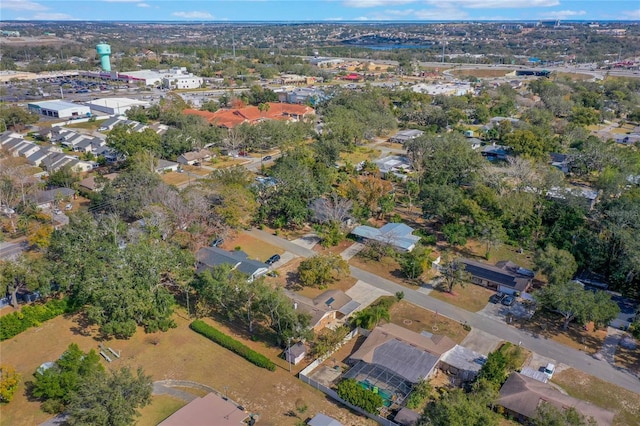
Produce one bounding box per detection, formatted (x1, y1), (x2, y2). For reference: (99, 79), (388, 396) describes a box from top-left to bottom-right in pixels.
(136, 394), (187, 426)
(339, 147), (382, 165)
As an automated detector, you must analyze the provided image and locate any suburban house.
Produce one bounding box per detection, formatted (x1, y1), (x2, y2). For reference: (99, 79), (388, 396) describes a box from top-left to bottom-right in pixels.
(351, 223), (421, 252)
(290, 289), (360, 332)
(389, 129), (423, 144)
(29, 188), (75, 210)
(340, 324), (456, 409)
(307, 413), (344, 426)
(177, 149), (213, 165)
(196, 247), (270, 282)
(481, 144), (511, 161)
(78, 173), (119, 192)
(438, 344), (487, 384)
(374, 156), (413, 181)
(159, 392), (249, 426)
(155, 159), (180, 173)
(284, 341), (308, 365)
(459, 258), (534, 295)
(549, 152), (570, 174)
(497, 373), (615, 426)
(183, 102), (315, 129)
(546, 185), (600, 211)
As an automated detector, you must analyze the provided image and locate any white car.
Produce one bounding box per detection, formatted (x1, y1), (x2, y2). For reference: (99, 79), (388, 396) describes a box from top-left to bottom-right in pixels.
(65, 203), (73, 211)
(543, 363), (556, 380)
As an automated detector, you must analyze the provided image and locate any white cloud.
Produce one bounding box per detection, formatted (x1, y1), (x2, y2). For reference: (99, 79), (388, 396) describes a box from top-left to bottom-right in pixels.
(172, 11), (214, 19)
(32, 12), (75, 20)
(2, 0), (48, 11)
(624, 9), (640, 19)
(344, 0), (416, 8)
(324, 17), (345, 20)
(540, 9), (586, 19)
(137, 2), (151, 7)
(424, 0), (559, 8)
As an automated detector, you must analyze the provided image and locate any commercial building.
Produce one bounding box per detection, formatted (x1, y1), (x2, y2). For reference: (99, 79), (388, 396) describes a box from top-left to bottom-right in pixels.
(84, 97), (150, 115)
(27, 100), (91, 119)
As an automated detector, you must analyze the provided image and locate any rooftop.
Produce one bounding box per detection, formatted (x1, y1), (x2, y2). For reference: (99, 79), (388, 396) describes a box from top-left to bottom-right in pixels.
(159, 392), (249, 426)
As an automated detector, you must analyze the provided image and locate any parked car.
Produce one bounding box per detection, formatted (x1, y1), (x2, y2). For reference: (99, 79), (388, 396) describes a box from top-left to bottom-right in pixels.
(501, 295), (515, 306)
(262, 155), (272, 161)
(543, 363), (556, 380)
(210, 238), (224, 247)
(65, 203), (73, 211)
(265, 254), (281, 265)
(490, 292), (506, 304)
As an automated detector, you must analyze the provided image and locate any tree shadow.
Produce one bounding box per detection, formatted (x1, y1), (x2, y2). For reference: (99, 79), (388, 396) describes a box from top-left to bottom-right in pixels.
(284, 271), (302, 291)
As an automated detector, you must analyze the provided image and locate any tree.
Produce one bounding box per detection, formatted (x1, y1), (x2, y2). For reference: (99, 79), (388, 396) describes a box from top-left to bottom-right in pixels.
(534, 403), (597, 426)
(298, 254), (349, 288)
(0, 105), (39, 131)
(0, 365), (20, 403)
(440, 256), (471, 294)
(535, 281), (620, 330)
(534, 245), (578, 286)
(31, 344), (104, 413)
(65, 367), (152, 426)
(0, 256), (53, 308)
(336, 379), (384, 414)
(400, 246), (431, 280)
(106, 124), (161, 157)
(418, 388), (500, 426)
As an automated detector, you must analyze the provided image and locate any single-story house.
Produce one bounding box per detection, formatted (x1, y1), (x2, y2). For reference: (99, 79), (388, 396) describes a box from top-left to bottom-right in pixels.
(29, 187), (75, 209)
(351, 222), (421, 252)
(345, 323), (456, 387)
(498, 373), (615, 426)
(307, 413), (344, 426)
(177, 149), (213, 165)
(459, 258), (533, 295)
(438, 344), (487, 384)
(481, 144), (511, 161)
(78, 173), (119, 192)
(546, 185), (600, 211)
(156, 159), (179, 173)
(374, 156), (413, 181)
(284, 341), (307, 365)
(197, 247), (269, 282)
(550, 153), (570, 174)
(389, 129), (423, 144)
(290, 289), (360, 332)
(159, 392), (249, 426)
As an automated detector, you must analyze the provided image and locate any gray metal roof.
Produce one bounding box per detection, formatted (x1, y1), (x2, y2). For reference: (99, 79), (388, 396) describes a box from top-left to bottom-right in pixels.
(370, 339), (439, 383)
(307, 413), (343, 426)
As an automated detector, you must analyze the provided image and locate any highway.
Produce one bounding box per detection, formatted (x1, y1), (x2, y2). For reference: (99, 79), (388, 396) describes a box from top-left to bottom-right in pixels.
(247, 228), (640, 395)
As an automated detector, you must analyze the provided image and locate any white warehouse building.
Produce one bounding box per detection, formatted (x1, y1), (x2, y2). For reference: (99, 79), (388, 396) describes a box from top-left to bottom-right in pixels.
(84, 97), (150, 115)
(28, 100), (91, 119)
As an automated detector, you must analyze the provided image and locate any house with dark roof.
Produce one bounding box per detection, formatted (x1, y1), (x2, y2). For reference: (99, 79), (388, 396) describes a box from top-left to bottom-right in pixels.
(459, 258), (533, 295)
(351, 223), (421, 252)
(29, 187), (75, 209)
(289, 289), (360, 332)
(498, 373), (615, 426)
(196, 247), (269, 282)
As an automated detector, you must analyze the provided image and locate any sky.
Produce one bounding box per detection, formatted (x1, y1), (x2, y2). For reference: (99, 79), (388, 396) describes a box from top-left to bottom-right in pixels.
(2, 0), (640, 22)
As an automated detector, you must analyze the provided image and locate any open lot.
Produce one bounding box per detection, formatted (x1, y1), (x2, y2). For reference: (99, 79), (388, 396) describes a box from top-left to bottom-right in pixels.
(160, 171), (190, 186)
(349, 255), (407, 286)
(553, 368), (640, 426)
(514, 311), (608, 354)
(429, 283), (495, 313)
(0, 312), (374, 426)
(136, 394), (187, 426)
(339, 147), (382, 165)
(388, 300), (470, 344)
(181, 164), (211, 176)
(206, 157), (251, 169)
(222, 232), (285, 263)
(451, 68), (511, 78)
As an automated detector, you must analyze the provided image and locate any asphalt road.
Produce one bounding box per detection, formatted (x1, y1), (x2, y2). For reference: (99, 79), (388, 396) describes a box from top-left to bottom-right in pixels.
(247, 229), (640, 394)
(0, 240), (28, 260)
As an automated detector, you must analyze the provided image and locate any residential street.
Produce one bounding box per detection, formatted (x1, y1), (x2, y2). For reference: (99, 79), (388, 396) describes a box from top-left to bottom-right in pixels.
(247, 229), (640, 394)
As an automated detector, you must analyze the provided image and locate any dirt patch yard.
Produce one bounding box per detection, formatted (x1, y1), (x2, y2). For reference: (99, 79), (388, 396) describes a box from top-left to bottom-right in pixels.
(389, 300), (470, 344)
(0, 312), (374, 426)
(451, 68), (511, 78)
(552, 368), (640, 426)
(161, 171), (190, 186)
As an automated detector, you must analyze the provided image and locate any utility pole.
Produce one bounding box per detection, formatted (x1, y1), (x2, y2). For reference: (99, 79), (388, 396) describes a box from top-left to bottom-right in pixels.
(441, 31), (446, 64)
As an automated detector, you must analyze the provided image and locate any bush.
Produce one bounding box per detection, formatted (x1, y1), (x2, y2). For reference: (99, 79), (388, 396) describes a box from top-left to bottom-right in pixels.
(405, 380), (432, 409)
(190, 320), (276, 371)
(336, 378), (384, 414)
(0, 298), (70, 341)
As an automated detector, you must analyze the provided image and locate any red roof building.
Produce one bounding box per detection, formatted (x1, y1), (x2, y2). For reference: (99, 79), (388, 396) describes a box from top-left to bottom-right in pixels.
(184, 102), (315, 129)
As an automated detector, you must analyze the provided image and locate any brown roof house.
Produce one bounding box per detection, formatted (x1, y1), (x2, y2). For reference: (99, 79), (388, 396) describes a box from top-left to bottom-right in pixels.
(460, 258), (534, 295)
(343, 323), (456, 403)
(498, 373), (615, 426)
(177, 148), (213, 165)
(159, 392), (249, 426)
(290, 289), (360, 333)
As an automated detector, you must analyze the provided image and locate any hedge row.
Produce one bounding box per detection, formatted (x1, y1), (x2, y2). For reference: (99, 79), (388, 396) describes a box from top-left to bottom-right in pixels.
(190, 320), (276, 371)
(0, 298), (70, 341)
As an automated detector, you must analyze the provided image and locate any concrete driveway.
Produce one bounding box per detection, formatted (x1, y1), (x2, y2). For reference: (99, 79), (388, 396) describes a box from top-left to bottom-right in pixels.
(291, 234), (320, 250)
(270, 251), (296, 269)
(345, 280), (391, 312)
(461, 328), (502, 355)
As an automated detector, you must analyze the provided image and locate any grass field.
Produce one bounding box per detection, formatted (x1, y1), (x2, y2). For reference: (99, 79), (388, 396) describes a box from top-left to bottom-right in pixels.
(64, 121), (102, 131)
(339, 147), (382, 165)
(389, 300), (470, 344)
(451, 68), (511, 78)
(135, 395), (187, 426)
(429, 284), (495, 313)
(0, 312), (374, 426)
(221, 232), (285, 263)
(161, 171), (190, 186)
(553, 368), (640, 426)
(349, 255), (406, 286)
